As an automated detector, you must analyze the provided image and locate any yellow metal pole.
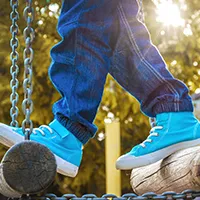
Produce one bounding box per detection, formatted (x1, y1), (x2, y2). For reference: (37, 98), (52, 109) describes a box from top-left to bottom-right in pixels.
(105, 120), (121, 196)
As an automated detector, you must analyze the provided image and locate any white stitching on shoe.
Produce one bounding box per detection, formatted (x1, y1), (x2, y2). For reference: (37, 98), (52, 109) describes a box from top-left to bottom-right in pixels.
(140, 126), (163, 148)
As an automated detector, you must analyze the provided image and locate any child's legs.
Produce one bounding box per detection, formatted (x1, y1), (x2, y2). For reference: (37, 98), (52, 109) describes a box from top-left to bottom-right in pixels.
(109, 0), (193, 117)
(49, 0), (118, 143)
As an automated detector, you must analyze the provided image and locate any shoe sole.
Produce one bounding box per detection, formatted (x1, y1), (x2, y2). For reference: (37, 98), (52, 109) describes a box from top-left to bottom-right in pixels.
(0, 123), (78, 178)
(116, 138), (200, 170)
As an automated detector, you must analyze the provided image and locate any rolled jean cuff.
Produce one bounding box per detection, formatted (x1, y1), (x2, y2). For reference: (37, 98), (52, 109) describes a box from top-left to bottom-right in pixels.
(55, 113), (97, 144)
(152, 98), (194, 117)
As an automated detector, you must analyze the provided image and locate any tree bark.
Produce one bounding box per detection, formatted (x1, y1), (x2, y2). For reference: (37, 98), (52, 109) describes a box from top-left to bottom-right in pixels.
(131, 146), (200, 195)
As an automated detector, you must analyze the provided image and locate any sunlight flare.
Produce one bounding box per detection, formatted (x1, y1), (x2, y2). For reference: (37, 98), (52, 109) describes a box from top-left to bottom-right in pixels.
(156, 1), (185, 27)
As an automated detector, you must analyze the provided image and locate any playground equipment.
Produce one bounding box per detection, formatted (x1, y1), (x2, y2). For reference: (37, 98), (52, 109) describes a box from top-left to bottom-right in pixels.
(0, 0), (57, 197)
(3, 191), (200, 200)
(0, 0), (199, 199)
(131, 146), (200, 195)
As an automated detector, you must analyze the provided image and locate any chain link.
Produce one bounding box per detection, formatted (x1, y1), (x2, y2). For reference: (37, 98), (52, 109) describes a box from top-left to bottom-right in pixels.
(22, 0), (35, 139)
(10, 0), (20, 127)
(14, 190), (200, 200)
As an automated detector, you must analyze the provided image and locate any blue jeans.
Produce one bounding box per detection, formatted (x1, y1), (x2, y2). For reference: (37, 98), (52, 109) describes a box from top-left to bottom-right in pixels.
(49, 0), (193, 144)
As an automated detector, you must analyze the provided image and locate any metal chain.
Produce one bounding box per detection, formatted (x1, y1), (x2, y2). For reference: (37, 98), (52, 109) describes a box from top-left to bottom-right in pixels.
(10, 0), (20, 127)
(14, 190), (200, 200)
(22, 0), (35, 140)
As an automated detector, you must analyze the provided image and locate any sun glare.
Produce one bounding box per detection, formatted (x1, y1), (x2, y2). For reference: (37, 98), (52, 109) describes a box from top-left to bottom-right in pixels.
(49, 3), (59, 13)
(156, 1), (185, 27)
(195, 88), (200, 94)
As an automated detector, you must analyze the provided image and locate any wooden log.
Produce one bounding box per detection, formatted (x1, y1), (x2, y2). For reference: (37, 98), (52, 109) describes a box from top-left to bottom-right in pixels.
(0, 141), (57, 198)
(131, 146), (200, 195)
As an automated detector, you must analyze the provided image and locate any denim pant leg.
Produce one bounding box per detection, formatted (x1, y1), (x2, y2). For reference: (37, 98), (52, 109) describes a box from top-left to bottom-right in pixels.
(109, 0), (193, 118)
(49, 0), (118, 144)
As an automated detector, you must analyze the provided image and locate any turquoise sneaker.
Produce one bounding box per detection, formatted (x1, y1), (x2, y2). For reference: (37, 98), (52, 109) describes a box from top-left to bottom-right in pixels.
(0, 119), (83, 177)
(116, 112), (200, 170)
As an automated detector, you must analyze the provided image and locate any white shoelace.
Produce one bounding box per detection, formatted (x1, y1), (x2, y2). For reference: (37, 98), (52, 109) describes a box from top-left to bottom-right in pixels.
(32, 125), (53, 136)
(140, 126), (163, 148)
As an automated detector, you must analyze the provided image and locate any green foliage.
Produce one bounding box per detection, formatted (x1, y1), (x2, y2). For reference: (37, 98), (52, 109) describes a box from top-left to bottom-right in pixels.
(0, 0), (199, 196)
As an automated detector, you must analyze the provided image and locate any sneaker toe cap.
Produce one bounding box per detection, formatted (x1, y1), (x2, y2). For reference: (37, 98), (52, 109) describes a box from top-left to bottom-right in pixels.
(116, 154), (137, 170)
(116, 153), (153, 170)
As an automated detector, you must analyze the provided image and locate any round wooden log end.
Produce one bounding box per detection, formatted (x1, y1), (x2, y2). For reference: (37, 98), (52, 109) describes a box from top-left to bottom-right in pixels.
(0, 164), (21, 198)
(0, 141), (57, 197)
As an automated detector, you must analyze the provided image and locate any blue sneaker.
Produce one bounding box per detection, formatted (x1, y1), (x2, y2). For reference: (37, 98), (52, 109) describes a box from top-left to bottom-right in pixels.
(116, 112), (200, 170)
(0, 119), (83, 177)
